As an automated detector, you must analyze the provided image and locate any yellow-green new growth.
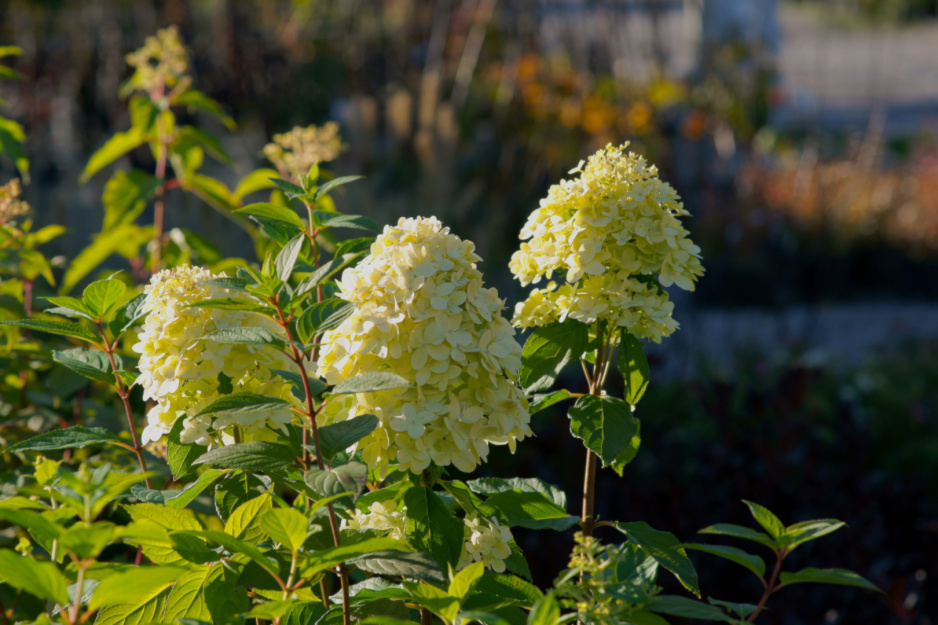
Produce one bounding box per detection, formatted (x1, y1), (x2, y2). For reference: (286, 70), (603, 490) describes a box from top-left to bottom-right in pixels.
(510, 143), (704, 342)
(134, 265), (299, 446)
(317, 216), (531, 475)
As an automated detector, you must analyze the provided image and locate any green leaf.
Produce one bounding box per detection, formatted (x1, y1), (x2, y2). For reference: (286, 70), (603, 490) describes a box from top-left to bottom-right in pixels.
(781, 519), (846, 550)
(203, 326), (285, 349)
(52, 348), (116, 384)
(81, 128), (146, 182)
(233, 168), (280, 200)
(59, 522), (118, 559)
(123, 503), (202, 565)
(302, 538), (404, 579)
(193, 442), (296, 471)
(520, 321), (589, 393)
(42, 296), (95, 321)
(164, 566), (212, 622)
(236, 202), (305, 230)
(528, 390), (574, 417)
(742, 500), (785, 540)
(59, 224), (152, 294)
(609, 419), (642, 477)
(225, 493), (272, 544)
(83, 279), (127, 320)
(304, 462), (368, 499)
(684, 543), (766, 578)
(708, 597), (758, 619)
(404, 485), (465, 569)
(0, 318), (98, 343)
(568, 395), (638, 466)
(89, 565), (185, 610)
(276, 234), (306, 282)
(167, 420), (207, 481)
(646, 596), (734, 622)
(449, 561), (485, 600)
(404, 581), (459, 621)
(466, 478), (566, 509)
(204, 561), (249, 624)
(102, 170), (160, 231)
(175, 125), (233, 165)
(483, 491), (577, 531)
(351, 549), (445, 584)
(612, 521), (700, 597)
(697, 523), (777, 549)
(111, 293), (148, 336)
(272, 368), (328, 401)
(93, 587), (172, 625)
(3, 426), (119, 454)
(196, 391), (289, 417)
(468, 571), (544, 611)
(617, 331), (650, 405)
(183, 173), (238, 214)
(261, 507), (308, 551)
(173, 88), (236, 129)
(0, 509), (63, 547)
(526, 592), (560, 625)
(0, 117), (28, 181)
(186, 529), (279, 573)
(0, 550), (67, 605)
(331, 371), (410, 395)
(294, 253), (361, 298)
(313, 211), (378, 232)
(318, 414), (379, 462)
(779, 567), (881, 592)
(296, 298), (355, 344)
(312, 175), (364, 201)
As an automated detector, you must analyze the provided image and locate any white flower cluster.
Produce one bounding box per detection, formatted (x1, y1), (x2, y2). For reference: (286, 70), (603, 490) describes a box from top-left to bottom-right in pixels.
(317, 216), (531, 475)
(134, 265), (298, 446)
(510, 143), (704, 342)
(345, 501), (513, 573)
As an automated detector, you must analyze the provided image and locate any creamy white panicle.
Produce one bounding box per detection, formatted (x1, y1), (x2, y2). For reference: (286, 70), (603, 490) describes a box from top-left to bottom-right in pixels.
(134, 265), (299, 446)
(510, 143), (704, 342)
(317, 216), (531, 475)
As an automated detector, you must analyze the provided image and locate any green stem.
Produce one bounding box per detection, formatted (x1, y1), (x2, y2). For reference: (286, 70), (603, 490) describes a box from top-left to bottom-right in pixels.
(581, 322), (610, 536)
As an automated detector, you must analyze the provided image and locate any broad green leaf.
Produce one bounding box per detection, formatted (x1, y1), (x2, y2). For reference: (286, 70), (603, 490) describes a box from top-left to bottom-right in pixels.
(164, 566), (212, 622)
(276, 234), (305, 282)
(313, 211), (378, 232)
(123, 503), (202, 565)
(466, 478), (566, 509)
(318, 414), (378, 462)
(52, 348), (116, 384)
(609, 419), (642, 477)
(528, 390), (574, 416)
(0, 550), (69, 605)
(165, 469), (228, 509)
(520, 321), (589, 393)
(233, 168), (280, 200)
(3, 426), (119, 454)
(743, 500), (785, 540)
(81, 128), (145, 182)
(504, 540), (533, 581)
(0, 509), (63, 548)
(110, 293), (148, 335)
(89, 565), (185, 610)
(186, 529), (279, 573)
(449, 561), (485, 600)
(236, 202), (305, 230)
(613, 521), (700, 597)
(272, 368), (328, 401)
(296, 298), (355, 344)
(173, 88), (236, 129)
(442, 480), (499, 520)
(0, 117), (29, 180)
(331, 371), (410, 395)
(312, 175), (364, 201)
(404, 485), (465, 569)
(42, 295), (94, 321)
(102, 170), (159, 231)
(483, 491), (577, 531)
(781, 519), (846, 550)
(167, 419), (207, 481)
(645, 596), (733, 622)
(59, 523), (118, 559)
(182, 173), (238, 214)
(304, 462), (367, 499)
(193, 442), (296, 471)
(698, 523), (777, 549)
(466, 571), (544, 611)
(779, 567), (880, 592)
(294, 251), (364, 297)
(225, 493), (272, 544)
(403, 581), (459, 621)
(351, 549), (445, 583)
(175, 125), (232, 165)
(302, 537), (404, 578)
(204, 561), (249, 624)
(526, 592), (560, 625)
(708, 597), (758, 618)
(568, 395), (638, 466)
(684, 543), (766, 578)
(60, 224), (152, 294)
(261, 507), (308, 551)
(203, 326), (285, 349)
(0, 318), (98, 343)
(617, 331), (650, 405)
(196, 391), (289, 417)
(93, 587), (172, 625)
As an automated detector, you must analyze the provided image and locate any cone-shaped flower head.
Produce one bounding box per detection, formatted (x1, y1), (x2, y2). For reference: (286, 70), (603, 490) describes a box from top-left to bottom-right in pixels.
(125, 25), (190, 95)
(263, 122), (346, 176)
(317, 216), (531, 475)
(133, 265), (299, 446)
(510, 143), (704, 342)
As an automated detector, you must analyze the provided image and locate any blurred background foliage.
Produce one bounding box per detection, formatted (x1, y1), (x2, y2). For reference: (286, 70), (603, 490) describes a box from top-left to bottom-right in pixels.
(0, 0), (936, 623)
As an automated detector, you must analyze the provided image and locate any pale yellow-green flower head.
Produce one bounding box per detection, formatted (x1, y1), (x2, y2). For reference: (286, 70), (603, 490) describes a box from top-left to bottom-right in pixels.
(133, 265), (299, 446)
(125, 25), (190, 95)
(317, 216), (531, 475)
(263, 122), (346, 176)
(344, 501), (407, 540)
(510, 143), (703, 342)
